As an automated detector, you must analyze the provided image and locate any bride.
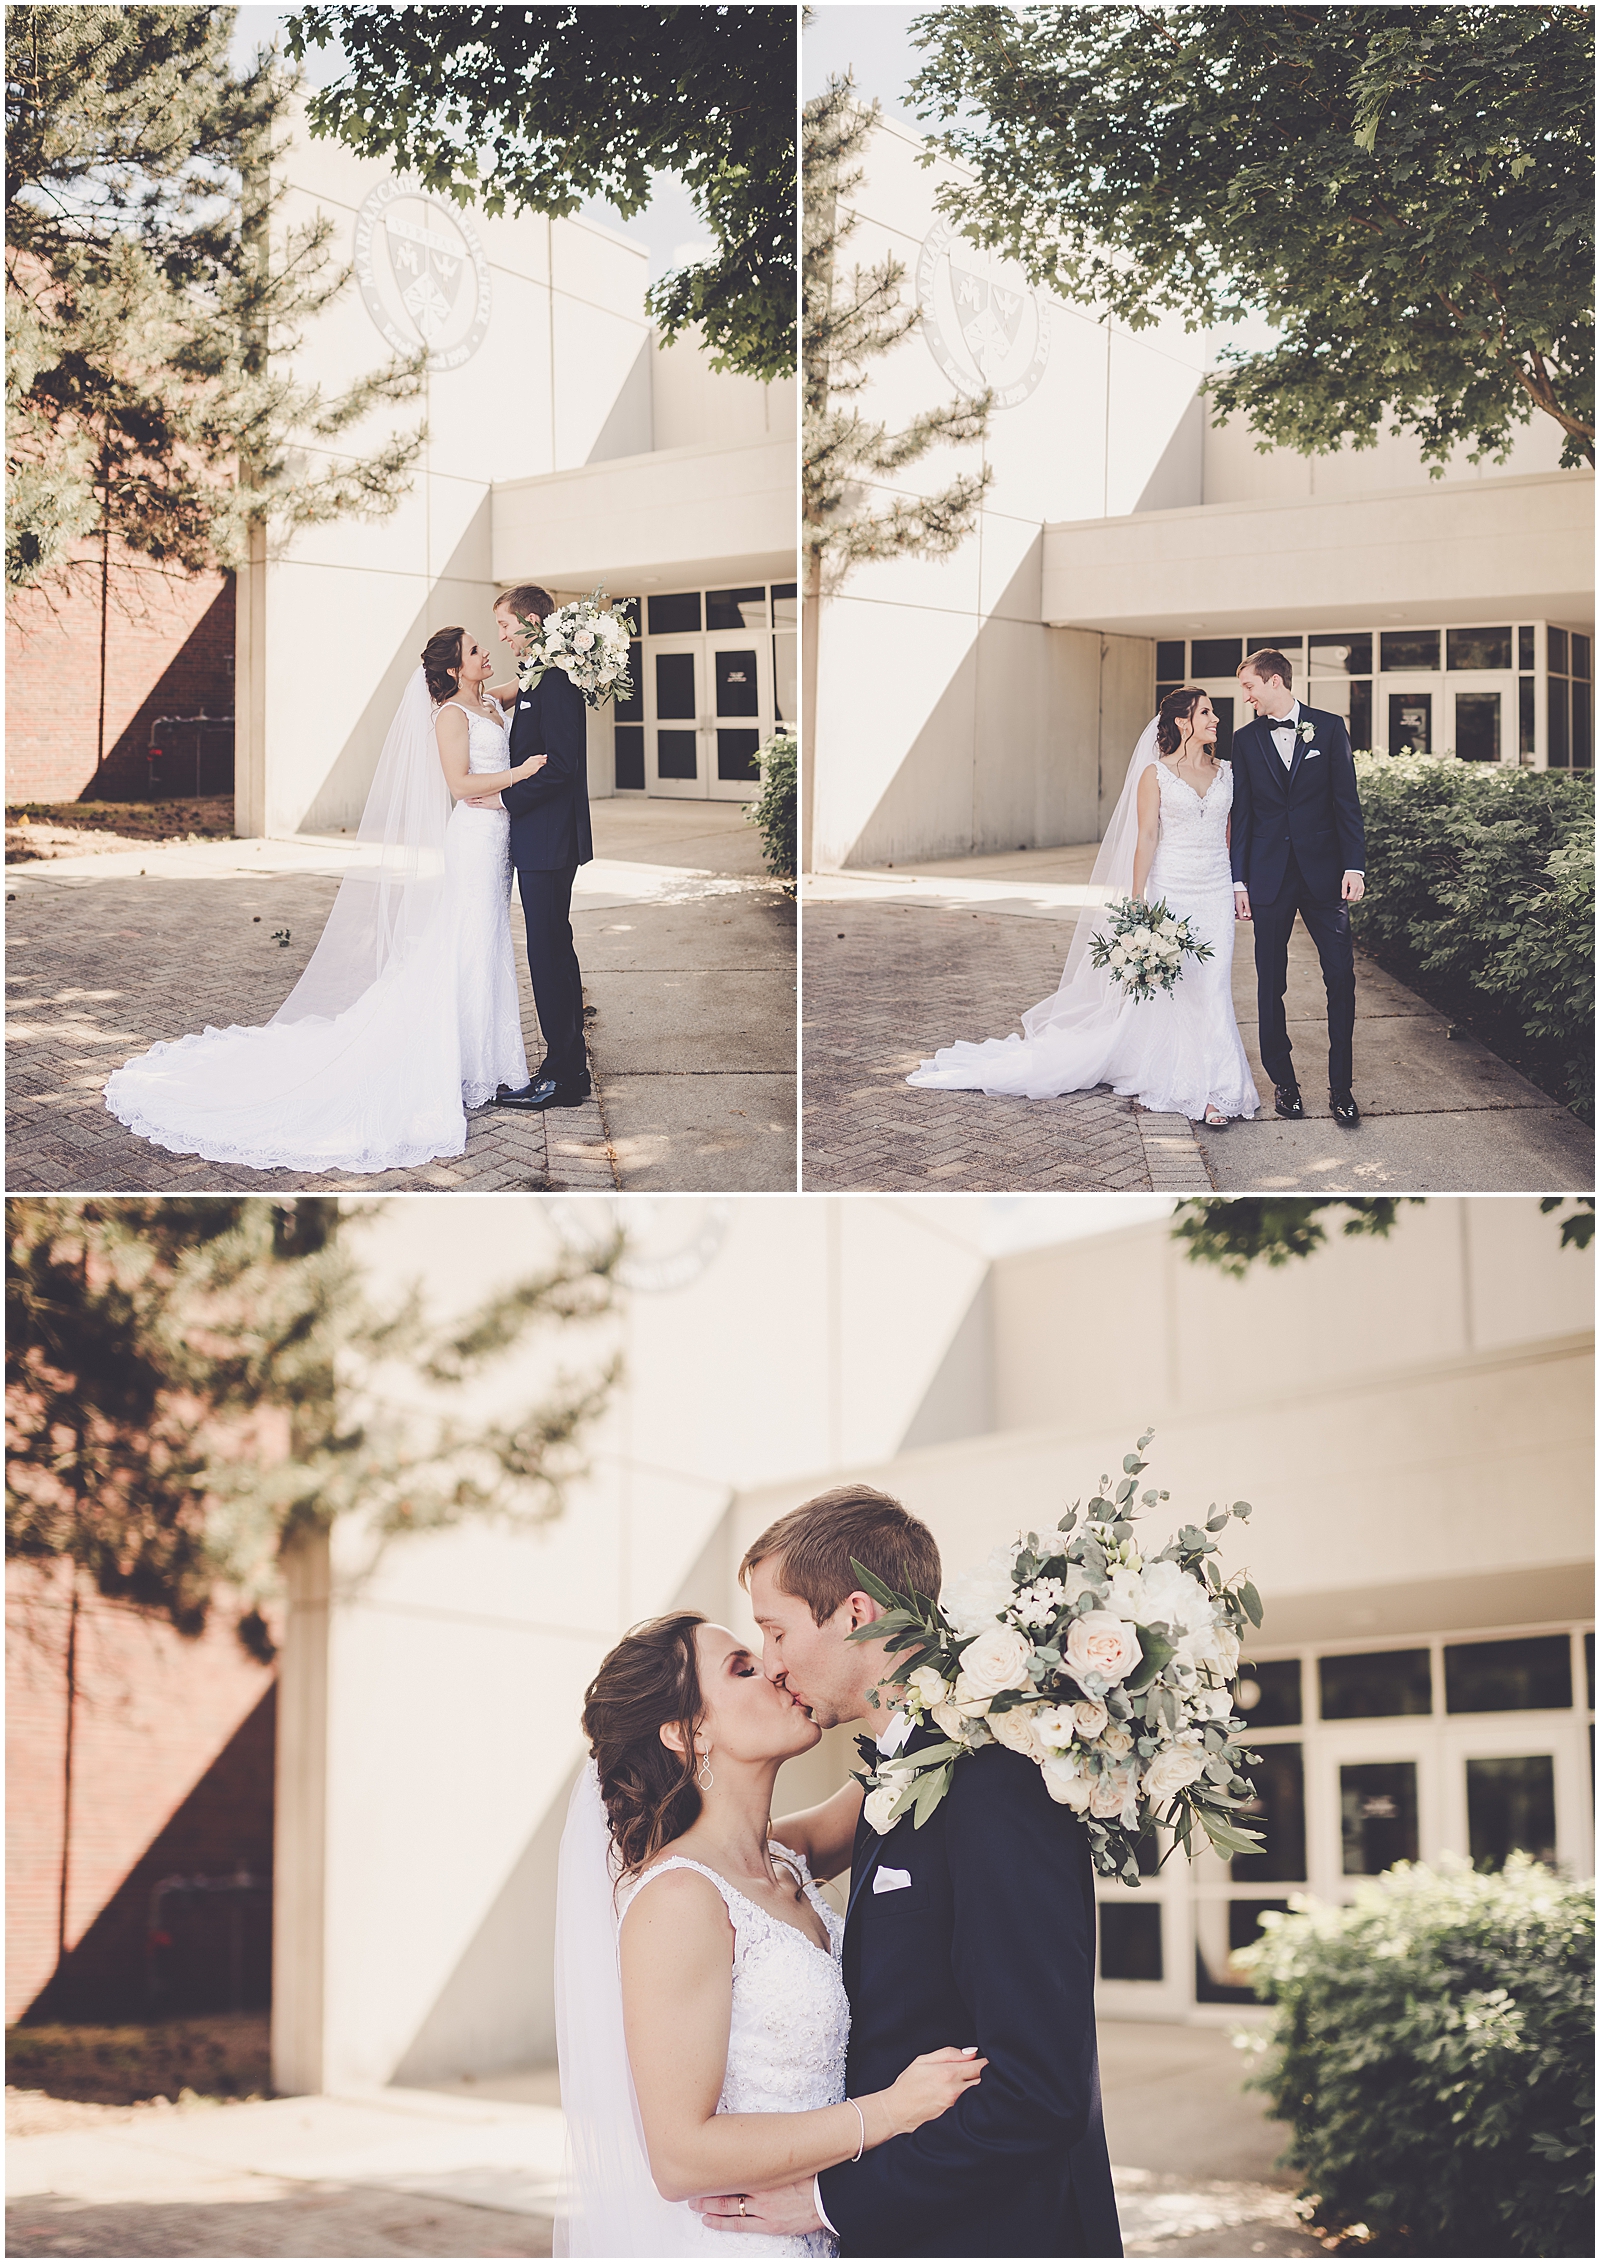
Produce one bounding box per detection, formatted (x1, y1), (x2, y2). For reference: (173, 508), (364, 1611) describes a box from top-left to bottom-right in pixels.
(557, 1612), (983, 2256)
(102, 627), (543, 1177)
(907, 689), (1260, 1126)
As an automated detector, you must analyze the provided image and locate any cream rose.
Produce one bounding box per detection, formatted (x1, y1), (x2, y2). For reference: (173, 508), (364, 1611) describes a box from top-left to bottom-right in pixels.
(1070, 1698), (1110, 1742)
(1064, 1611), (1141, 1688)
(931, 1698), (977, 1741)
(862, 1780), (907, 1834)
(941, 1545), (1018, 1639)
(1143, 1747), (1206, 1804)
(1100, 1721), (1134, 1758)
(988, 1704), (1048, 1761)
(1032, 1704), (1079, 1750)
(908, 1664), (950, 1709)
(959, 1623), (1036, 1701)
(949, 1671), (994, 1719)
(1040, 1755), (1093, 1811)
(1089, 1764), (1137, 1821)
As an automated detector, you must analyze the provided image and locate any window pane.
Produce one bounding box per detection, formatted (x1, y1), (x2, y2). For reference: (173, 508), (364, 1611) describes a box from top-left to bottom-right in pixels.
(1340, 1761), (1420, 1874)
(1237, 1658), (1302, 1728)
(1196, 1899), (1259, 2001)
(1211, 696), (1235, 761)
(614, 643), (643, 724)
(1192, 637), (1243, 676)
(1156, 682), (1183, 710)
(706, 585), (766, 631)
(1585, 1633), (1594, 1710)
(1519, 676), (1536, 757)
(1232, 1743), (1306, 1882)
(1467, 1755), (1557, 1869)
(1387, 692), (1432, 755)
(1381, 630), (1441, 671)
(656, 729), (698, 780)
(772, 584), (797, 627)
(1156, 640), (1186, 679)
(1518, 626), (1536, 670)
(714, 648), (760, 718)
(1247, 634), (1304, 651)
(1572, 633), (1591, 680)
(613, 725), (645, 791)
(655, 651), (696, 720)
(1548, 679), (1570, 766)
(1548, 626), (1569, 675)
(1453, 691), (1500, 762)
(1350, 680), (1373, 749)
(1310, 633), (1372, 676)
(716, 728), (762, 783)
(1447, 627), (1512, 671)
(1099, 1902), (1162, 1981)
(774, 632), (797, 726)
(648, 591), (702, 635)
(1445, 1634), (1572, 1713)
(1320, 1648), (1432, 1719)
(1573, 682), (1592, 768)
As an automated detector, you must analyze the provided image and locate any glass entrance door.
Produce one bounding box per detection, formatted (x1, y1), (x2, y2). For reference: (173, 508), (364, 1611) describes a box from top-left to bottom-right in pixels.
(1387, 686), (1434, 754)
(644, 631), (772, 801)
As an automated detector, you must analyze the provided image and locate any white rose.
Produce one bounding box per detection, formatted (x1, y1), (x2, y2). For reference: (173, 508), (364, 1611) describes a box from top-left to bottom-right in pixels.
(1195, 1685), (1234, 1722)
(1177, 1622), (1241, 1682)
(1071, 1698), (1110, 1742)
(1100, 1721), (1134, 1757)
(932, 1698), (981, 1742)
(949, 1672), (992, 1719)
(1136, 1559), (1214, 1636)
(1143, 1747), (1206, 1804)
(1104, 1566), (1144, 1620)
(862, 1781), (904, 1834)
(1089, 1764), (1136, 1821)
(573, 628), (595, 651)
(942, 1545), (1019, 1639)
(908, 1664), (950, 1709)
(1064, 1611), (1141, 1689)
(1040, 1754), (1093, 1811)
(988, 1704), (1048, 1760)
(1109, 944), (1127, 966)
(1032, 1704), (1079, 1750)
(959, 1623), (1036, 1701)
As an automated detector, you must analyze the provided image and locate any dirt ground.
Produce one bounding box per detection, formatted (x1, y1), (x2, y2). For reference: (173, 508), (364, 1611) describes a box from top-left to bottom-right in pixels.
(6, 799), (236, 862)
(5, 2014), (271, 2108)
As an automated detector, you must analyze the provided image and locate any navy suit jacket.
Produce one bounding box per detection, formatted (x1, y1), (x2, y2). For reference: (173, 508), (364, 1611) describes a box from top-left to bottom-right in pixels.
(503, 666), (593, 871)
(817, 1743), (1122, 2260)
(1229, 703), (1365, 904)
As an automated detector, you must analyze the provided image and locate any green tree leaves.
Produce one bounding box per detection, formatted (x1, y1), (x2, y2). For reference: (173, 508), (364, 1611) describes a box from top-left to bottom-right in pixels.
(910, 5), (1594, 473)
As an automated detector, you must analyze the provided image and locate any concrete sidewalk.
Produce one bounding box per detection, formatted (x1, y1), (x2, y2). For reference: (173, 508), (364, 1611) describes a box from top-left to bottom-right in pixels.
(7, 2023), (1316, 2260)
(5, 801), (794, 1194)
(804, 843), (1592, 1194)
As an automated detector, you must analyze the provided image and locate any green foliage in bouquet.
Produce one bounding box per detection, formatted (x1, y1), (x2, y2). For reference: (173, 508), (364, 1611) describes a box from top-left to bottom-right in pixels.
(1238, 1857), (1595, 2258)
(746, 727), (797, 882)
(1350, 756), (1594, 1121)
(1089, 896), (1213, 1002)
(847, 1434), (1263, 1886)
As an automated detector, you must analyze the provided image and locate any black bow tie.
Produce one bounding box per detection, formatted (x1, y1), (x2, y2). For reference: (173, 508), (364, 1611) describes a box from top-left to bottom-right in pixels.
(1269, 716), (1297, 732)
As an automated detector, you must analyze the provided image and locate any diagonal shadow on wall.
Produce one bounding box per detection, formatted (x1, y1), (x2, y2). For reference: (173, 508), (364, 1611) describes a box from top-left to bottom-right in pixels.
(389, 1511), (737, 2088)
(98, 580), (237, 802)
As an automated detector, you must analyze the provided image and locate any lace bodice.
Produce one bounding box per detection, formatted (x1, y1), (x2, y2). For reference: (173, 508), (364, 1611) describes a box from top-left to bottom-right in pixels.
(619, 1842), (849, 2119)
(1148, 756), (1235, 902)
(450, 701), (511, 775)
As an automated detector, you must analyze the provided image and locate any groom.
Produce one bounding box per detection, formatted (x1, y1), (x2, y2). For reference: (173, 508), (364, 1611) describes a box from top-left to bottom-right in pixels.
(1231, 648), (1366, 1127)
(489, 583), (594, 1110)
(700, 1486), (1121, 2259)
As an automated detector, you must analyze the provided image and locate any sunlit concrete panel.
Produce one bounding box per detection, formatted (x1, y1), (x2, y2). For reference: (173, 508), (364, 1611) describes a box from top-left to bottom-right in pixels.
(492, 437), (795, 592)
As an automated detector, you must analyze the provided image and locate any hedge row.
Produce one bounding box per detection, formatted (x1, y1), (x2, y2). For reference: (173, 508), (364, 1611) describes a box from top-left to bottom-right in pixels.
(1349, 756), (1594, 1121)
(1240, 1857), (1594, 2258)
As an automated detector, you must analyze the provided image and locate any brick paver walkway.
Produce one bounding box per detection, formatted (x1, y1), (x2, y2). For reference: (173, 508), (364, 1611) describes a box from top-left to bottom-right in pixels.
(5, 864), (613, 1194)
(802, 903), (1210, 1192)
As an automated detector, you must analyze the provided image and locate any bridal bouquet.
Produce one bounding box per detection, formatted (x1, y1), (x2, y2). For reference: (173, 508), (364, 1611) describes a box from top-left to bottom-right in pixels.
(849, 1434), (1264, 1886)
(515, 591), (635, 709)
(1089, 897), (1212, 1001)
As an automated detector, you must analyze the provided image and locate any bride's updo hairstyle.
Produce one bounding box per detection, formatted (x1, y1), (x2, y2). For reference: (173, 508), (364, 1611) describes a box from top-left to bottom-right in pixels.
(583, 1611), (708, 1876)
(421, 626), (466, 705)
(1156, 686), (1206, 756)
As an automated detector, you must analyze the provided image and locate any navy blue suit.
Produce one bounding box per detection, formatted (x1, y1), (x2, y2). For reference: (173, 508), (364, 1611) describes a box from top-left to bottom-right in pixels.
(501, 669), (592, 1086)
(1229, 703), (1366, 1095)
(817, 1743), (1121, 2259)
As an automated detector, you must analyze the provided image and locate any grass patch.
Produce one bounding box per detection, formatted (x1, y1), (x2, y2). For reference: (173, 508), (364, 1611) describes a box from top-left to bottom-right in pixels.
(5, 2014), (270, 2106)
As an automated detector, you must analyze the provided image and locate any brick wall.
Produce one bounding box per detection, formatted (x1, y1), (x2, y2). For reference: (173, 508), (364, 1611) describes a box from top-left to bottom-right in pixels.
(5, 552), (235, 805)
(6, 1561), (276, 2025)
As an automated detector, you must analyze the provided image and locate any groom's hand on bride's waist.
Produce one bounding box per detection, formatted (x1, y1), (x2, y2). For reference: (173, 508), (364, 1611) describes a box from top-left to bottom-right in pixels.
(695, 2179), (822, 2236)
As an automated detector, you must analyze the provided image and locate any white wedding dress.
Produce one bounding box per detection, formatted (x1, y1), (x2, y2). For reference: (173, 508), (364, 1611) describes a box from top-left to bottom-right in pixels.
(554, 1765), (849, 2259)
(908, 735), (1260, 1122)
(103, 701), (527, 1174)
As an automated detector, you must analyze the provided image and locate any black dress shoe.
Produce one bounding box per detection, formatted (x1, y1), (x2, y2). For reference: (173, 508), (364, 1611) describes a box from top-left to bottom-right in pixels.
(1330, 1091), (1361, 1127)
(1273, 1082), (1304, 1120)
(493, 1077), (559, 1110)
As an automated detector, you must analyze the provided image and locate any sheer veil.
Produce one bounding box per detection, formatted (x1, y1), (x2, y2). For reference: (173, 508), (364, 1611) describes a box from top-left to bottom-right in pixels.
(269, 667), (453, 1026)
(1019, 715), (1161, 1041)
(553, 1761), (705, 2256)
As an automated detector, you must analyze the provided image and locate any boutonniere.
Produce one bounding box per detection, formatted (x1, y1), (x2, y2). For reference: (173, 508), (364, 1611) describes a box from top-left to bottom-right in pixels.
(1296, 721), (1316, 744)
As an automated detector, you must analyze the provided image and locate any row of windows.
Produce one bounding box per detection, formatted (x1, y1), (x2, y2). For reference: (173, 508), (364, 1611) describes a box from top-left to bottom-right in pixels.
(620, 584), (798, 639)
(1238, 1633), (1594, 1726)
(1154, 628), (1592, 680)
(608, 585), (797, 791)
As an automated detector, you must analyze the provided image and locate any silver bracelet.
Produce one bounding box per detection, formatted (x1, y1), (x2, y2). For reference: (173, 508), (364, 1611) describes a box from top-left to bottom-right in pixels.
(846, 2098), (865, 2162)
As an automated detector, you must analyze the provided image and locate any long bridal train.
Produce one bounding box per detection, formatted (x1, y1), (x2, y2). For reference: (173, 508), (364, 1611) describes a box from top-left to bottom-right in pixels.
(908, 715), (1260, 1124)
(103, 671), (529, 1177)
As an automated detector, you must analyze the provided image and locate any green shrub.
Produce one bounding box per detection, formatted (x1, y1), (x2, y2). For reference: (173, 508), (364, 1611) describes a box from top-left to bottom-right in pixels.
(1350, 755), (1594, 1121)
(746, 725), (797, 881)
(1238, 1856), (1595, 2257)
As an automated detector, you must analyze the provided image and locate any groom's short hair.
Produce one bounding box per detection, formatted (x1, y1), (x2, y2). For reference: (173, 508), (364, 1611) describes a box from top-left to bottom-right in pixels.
(494, 583), (555, 622)
(739, 1486), (942, 1624)
(1239, 647), (1294, 689)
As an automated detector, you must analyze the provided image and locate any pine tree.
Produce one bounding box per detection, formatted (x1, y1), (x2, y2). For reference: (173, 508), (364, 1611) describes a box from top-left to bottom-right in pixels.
(5, 1198), (623, 1659)
(5, 5), (426, 603)
(802, 73), (992, 604)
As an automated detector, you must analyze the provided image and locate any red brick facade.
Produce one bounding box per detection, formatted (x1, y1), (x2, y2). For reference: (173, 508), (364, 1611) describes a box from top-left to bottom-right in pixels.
(6, 1561), (276, 2025)
(5, 551), (235, 805)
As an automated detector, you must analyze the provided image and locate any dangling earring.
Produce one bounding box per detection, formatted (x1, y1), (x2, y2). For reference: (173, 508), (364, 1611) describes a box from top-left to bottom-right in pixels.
(696, 1745), (714, 1792)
